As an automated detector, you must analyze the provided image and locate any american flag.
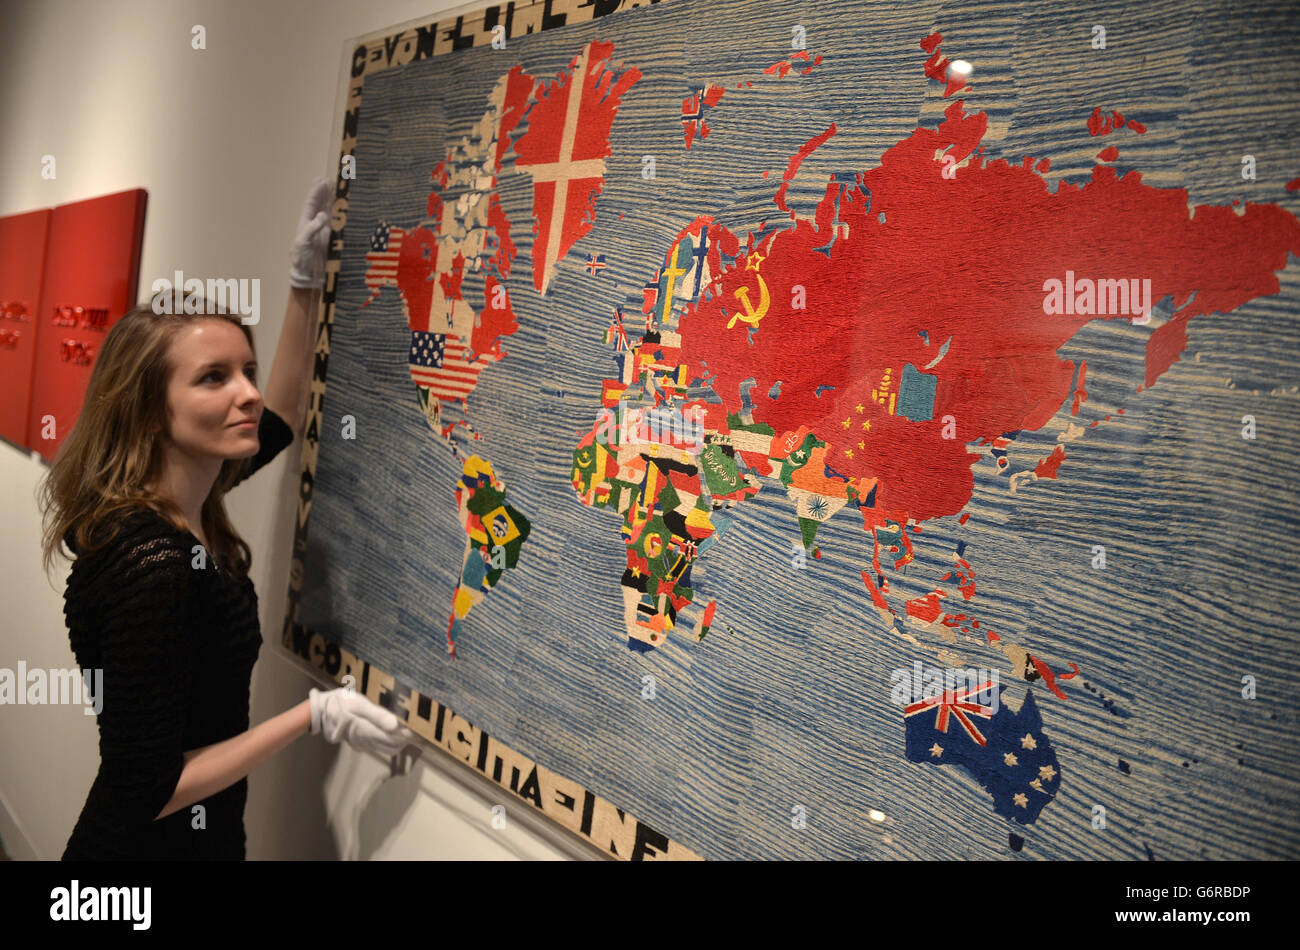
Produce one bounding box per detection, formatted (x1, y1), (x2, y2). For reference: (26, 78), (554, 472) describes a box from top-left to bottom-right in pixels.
(409, 330), (496, 404)
(364, 221), (403, 299)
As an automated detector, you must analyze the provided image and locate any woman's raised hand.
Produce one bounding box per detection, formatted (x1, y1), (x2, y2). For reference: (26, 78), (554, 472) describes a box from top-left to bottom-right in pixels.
(289, 176), (332, 290)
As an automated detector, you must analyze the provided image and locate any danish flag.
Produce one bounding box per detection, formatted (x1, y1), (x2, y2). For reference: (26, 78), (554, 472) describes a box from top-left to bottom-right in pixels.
(513, 42), (641, 296)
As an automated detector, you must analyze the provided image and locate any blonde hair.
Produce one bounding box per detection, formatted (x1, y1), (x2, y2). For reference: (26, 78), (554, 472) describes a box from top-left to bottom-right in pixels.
(38, 298), (259, 580)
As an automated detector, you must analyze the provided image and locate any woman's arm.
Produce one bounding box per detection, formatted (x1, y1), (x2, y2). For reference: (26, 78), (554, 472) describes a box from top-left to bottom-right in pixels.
(264, 178), (332, 435)
(260, 287), (317, 437)
(154, 699), (312, 821)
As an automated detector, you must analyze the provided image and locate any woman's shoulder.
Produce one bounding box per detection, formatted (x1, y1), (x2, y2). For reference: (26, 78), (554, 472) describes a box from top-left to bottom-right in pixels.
(63, 507), (204, 648)
(66, 504), (185, 548)
(65, 507), (196, 587)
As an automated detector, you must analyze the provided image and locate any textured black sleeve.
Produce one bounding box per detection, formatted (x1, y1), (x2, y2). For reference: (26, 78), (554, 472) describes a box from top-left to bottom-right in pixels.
(231, 407), (295, 489)
(93, 532), (199, 826)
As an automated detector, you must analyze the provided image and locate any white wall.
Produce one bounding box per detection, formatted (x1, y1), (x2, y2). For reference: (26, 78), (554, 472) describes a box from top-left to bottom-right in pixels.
(0, 0), (589, 861)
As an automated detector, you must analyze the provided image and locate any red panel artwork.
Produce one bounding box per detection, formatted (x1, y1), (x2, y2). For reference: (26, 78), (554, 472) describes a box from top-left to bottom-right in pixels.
(0, 209), (52, 448)
(25, 189), (147, 461)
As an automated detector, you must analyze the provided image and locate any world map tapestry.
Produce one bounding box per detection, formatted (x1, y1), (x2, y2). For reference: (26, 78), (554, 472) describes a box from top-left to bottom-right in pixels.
(283, 0), (1300, 859)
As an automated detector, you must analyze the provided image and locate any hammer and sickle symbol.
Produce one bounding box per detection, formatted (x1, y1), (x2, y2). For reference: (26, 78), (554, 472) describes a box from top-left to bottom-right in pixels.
(728, 273), (770, 330)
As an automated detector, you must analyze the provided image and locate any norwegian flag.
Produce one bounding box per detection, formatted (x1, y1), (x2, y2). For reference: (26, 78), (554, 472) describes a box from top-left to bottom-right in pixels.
(681, 84), (724, 149)
(682, 89), (707, 128)
(409, 330), (497, 404)
(585, 253), (607, 275)
(641, 267), (662, 313)
(364, 221), (403, 301)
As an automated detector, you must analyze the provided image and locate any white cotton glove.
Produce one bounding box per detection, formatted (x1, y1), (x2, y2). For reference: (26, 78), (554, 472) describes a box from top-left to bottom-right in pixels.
(309, 687), (417, 758)
(289, 176), (332, 289)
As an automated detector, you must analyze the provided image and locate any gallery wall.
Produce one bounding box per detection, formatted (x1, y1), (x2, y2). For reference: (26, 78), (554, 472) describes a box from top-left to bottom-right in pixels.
(0, 0), (578, 860)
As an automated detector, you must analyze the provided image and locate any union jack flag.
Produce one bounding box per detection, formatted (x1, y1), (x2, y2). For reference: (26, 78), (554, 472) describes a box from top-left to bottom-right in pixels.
(603, 305), (629, 350)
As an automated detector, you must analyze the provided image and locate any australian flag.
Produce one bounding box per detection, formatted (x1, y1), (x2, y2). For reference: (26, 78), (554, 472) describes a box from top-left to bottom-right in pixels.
(905, 685), (1061, 824)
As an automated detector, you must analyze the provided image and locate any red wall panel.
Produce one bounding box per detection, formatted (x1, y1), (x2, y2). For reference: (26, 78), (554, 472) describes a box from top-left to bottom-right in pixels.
(0, 209), (52, 448)
(25, 188), (148, 461)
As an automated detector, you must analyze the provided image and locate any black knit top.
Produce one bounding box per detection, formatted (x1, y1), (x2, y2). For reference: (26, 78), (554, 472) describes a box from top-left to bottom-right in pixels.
(61, 408), (294, 861)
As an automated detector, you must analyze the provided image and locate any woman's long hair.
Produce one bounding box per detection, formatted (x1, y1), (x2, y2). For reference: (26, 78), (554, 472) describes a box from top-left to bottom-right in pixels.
(39, 297), (260, 581)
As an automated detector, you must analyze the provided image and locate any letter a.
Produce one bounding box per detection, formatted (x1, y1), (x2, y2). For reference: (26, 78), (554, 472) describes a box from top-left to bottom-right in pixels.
(1042, 279), (1063, 315)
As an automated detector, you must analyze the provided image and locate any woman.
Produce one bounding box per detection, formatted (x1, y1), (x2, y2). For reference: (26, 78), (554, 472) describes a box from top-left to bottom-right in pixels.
(39, 179), (416, 860)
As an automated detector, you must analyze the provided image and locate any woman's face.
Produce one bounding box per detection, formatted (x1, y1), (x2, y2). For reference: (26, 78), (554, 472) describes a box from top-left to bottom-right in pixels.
(159, 319), (262, 461)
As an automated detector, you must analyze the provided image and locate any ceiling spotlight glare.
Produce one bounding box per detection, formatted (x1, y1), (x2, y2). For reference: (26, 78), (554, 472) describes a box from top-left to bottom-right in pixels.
(869, 809), (887, 822)
(950, 60), (973, 78)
